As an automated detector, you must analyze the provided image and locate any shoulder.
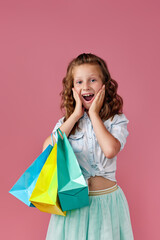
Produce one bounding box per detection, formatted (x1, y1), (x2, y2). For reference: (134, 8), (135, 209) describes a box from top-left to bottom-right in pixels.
(43, 116), (65, 152)
(53, 116), (65, 128)
(111, 113), (129, 124)
(57, 115), (65, 123)
(51, 115), (65, 142)
(104, 113), (129, 125)
(52, 115), (65, 132)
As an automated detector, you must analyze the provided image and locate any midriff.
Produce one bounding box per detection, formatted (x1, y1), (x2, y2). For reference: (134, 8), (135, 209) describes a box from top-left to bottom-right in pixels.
(88, 176), (117, 191)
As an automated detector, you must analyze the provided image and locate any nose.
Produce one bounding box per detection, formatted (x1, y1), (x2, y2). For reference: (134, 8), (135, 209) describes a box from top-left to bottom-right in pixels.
(83, 82), (90, 90)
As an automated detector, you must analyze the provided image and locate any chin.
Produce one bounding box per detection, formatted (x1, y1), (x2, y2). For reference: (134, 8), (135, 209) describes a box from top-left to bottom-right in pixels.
(83, 104), (90, 110)
(83, 107), (87, 111)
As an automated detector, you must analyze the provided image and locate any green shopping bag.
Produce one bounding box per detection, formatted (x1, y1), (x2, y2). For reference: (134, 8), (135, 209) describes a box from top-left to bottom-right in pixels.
(57, 128), (89, 211)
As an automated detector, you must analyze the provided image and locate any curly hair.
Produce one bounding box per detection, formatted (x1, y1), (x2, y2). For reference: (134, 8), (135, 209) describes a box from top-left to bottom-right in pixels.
(59, 53), (123, 135)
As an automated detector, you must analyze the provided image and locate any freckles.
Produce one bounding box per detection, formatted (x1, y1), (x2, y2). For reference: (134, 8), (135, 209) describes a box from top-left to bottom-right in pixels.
(74, 87), (81, 95)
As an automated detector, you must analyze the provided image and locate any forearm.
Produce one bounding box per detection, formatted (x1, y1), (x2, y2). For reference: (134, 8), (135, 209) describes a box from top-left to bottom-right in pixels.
(59, 113), (79, 137)
(89, 112), (120, 158)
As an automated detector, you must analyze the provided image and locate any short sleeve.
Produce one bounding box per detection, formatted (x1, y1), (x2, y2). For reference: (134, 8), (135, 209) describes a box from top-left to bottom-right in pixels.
(110, 113), (129, 151)
(52, 116), (65, 142)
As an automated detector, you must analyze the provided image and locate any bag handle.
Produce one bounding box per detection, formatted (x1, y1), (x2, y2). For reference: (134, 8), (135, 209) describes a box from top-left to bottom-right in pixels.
(51, 133), (55, 146)
(57, 128), (63, 140)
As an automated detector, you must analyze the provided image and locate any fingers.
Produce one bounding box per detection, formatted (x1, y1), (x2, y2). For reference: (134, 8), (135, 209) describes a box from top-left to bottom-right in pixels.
(72, 88), (77, 99)
(96, 85), (105, 99)
(72, 88), (79, 96)
(72, 88), (82, 103)
(100, 84), (105, 93)
(97, 84), (105, 94)
(100, 85), (105, 96)
(95, 85), (105, 106)
(99, 85), (105, 101)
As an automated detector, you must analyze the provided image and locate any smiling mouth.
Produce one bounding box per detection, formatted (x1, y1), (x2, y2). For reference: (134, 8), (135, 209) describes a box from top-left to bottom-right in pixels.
(82, 94), (94, 101)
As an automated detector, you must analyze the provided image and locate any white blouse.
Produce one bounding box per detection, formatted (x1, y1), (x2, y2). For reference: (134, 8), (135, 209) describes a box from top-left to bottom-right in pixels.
(52, 111), (129, 183)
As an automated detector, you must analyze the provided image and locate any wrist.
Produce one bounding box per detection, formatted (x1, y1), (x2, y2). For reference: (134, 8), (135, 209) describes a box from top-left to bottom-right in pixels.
(88, 110), (99, 118)
(71, 112), (80, 122)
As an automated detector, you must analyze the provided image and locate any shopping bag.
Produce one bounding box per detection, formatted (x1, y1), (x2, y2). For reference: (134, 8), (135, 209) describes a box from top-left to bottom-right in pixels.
(57, 128), (89, 211)
(29, 143), (66, 216)
(9, 145), (53, 207)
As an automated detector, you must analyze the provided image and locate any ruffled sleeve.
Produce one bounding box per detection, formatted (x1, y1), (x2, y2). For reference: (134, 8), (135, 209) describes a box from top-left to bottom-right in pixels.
(110, 113), (129, 151)
(52, 116), (65, 142)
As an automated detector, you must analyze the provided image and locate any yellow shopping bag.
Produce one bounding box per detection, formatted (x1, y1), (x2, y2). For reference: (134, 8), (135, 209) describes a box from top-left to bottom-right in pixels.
(29, 143), (66, 216)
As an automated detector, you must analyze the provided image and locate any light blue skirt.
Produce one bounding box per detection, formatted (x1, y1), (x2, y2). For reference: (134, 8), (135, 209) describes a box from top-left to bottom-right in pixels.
(46, 185), (134, 240)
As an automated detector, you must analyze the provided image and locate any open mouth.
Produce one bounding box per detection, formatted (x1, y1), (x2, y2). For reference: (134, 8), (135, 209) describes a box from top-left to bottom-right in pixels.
(82, 94), (94, 102)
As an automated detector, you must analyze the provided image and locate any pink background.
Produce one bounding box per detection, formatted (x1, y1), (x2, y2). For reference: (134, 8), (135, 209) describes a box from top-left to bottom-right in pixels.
(1, 0), (159, 239)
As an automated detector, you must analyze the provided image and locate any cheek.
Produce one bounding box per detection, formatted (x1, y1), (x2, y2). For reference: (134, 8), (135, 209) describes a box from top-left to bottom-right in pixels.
(95, 83), (103, 93)
(74, 86), (81, 95)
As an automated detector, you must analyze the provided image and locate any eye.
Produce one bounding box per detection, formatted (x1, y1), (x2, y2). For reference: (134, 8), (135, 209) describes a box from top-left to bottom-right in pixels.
(77, 80), (82, 84)
(91, 79), (96, 82)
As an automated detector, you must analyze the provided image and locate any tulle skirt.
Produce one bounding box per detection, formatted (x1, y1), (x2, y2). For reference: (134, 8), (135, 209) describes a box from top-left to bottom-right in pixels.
(46, 184), (134, 240)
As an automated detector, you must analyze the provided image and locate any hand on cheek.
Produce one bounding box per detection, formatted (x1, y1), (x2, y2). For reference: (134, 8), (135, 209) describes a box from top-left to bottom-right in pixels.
(89, 85), (105, 115)
(72, 88), (84, 119)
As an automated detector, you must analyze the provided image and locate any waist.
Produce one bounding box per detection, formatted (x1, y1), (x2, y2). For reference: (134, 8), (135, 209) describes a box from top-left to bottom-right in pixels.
(89, 184), (118, 196)
(88, 176), (117, 191)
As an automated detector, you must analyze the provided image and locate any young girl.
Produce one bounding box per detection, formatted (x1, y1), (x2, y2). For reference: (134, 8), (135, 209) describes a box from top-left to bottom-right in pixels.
(43, 53), (134, 239)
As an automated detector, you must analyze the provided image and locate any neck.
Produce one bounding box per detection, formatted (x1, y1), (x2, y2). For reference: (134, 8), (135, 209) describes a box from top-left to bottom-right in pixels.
(85, 109), (89, 117)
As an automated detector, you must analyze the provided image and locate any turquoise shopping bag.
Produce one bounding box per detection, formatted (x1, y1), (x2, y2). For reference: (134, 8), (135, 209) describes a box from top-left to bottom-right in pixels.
(57, 128), (89, 211)
(9, 145), (53, 207)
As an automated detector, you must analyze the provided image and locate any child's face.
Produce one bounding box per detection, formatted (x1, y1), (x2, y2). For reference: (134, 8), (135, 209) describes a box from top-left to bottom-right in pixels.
(73, 64), (104, 110)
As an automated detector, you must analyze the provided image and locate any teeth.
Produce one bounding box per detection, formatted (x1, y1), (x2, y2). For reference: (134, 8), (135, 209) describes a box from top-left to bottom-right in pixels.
(83, 94), (93, 97)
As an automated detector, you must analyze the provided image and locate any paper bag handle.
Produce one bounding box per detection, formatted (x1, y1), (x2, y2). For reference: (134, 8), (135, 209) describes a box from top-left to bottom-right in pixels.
(57, 128), (63, 140)
(51, 133), (54, 146)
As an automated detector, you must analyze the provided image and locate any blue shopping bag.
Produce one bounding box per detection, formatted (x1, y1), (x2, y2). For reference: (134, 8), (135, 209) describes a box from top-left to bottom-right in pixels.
(57, 128), (89, 211)
(9, 144), (53, 207)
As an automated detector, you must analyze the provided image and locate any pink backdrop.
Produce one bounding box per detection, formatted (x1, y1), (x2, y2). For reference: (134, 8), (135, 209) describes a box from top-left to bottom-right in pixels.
(1, 0), (159, 239)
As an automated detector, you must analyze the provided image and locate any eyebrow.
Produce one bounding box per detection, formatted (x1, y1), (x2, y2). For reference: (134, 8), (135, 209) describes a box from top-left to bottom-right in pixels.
(75, 74), (100, 80)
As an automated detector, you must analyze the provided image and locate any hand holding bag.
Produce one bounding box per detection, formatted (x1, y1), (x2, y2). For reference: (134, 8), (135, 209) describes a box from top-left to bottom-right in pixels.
(57, 128), (89, 211)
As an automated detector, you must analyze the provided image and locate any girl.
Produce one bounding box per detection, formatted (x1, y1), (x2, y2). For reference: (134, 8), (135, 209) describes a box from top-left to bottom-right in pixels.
(43, 53), (134, 239)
